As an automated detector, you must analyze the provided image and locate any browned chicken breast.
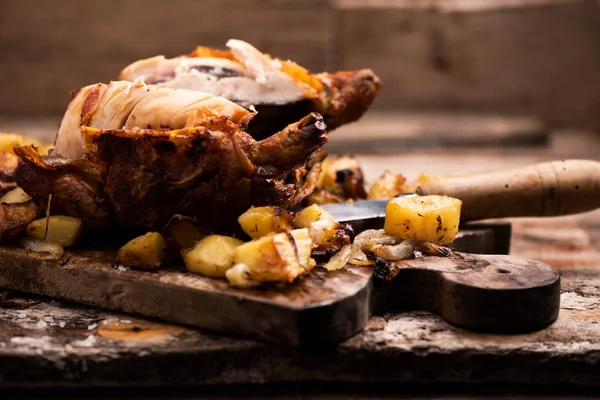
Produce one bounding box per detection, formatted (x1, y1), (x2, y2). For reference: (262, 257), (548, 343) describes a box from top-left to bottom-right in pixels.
(119, 39), (381, 139)
(16, 80), (327, 234)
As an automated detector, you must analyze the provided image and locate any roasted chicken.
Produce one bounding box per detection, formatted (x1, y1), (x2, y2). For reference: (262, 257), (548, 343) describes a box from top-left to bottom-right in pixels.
(119, 39), (382, 139)
(15, 79), (328, 235)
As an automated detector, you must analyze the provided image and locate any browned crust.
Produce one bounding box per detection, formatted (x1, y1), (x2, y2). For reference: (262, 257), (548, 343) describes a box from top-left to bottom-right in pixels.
(316, 69), (382, 131)
(80, 84), (104, 126)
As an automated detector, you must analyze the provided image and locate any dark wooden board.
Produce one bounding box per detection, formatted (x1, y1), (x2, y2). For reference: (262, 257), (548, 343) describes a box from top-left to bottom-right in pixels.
(0, 222), (560, 346)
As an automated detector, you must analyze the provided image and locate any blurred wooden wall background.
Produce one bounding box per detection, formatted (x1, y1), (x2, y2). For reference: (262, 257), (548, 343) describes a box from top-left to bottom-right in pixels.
(1, 0), (600, 130)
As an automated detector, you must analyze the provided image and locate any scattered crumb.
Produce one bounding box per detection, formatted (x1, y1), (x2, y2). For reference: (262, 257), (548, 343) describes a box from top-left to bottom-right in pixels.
(43, 316), (54, 323)
(414, 251), (423, 258)
(36, 319), (48, 329)
(87, 323), (98, 331)
(58, 321), (66, 328)
(72, 335), (96, 348)
(116, 265), (129, 272)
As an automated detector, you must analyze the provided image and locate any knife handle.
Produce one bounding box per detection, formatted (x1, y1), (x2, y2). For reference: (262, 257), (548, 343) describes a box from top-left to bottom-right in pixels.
(416, 159), (600, 222)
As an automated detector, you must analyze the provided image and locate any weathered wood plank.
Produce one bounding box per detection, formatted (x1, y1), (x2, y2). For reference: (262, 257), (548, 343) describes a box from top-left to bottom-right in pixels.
(0, 245), (597, 387)
(325, 112), (549, 153)
(0, 0), (334, 116)
(336, 0), (600, 129)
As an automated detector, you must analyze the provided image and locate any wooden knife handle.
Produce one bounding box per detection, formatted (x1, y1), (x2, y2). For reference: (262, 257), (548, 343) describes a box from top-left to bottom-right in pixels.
(416, 159), (600, 222)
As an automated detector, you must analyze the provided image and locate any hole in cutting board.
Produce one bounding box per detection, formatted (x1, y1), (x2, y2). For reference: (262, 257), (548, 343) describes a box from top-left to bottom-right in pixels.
(496, 268), (511, 274)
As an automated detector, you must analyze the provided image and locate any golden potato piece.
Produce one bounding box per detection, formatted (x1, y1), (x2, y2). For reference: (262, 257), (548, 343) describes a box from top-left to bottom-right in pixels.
(0, 133), (48, 156)
(316, 155), (367, 200)
(26, 215), (83, 247)
(384, 195), (462, 245)
(295, 203), (351, 259)
(294, 204), (334, 229)
(116, 232), (167, 271)
(183, 235), (244, 277)
(0, 187), (32, 204)
(225, 263), (254, 289)
(232, 228), (315, 284)
(367, 170), (407, 199)
(238, 206), (294, 239)
(162, 214), (209, 251)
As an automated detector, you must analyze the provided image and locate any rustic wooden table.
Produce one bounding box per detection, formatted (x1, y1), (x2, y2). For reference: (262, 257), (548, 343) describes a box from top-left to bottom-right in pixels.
(1, 115), (599, 397)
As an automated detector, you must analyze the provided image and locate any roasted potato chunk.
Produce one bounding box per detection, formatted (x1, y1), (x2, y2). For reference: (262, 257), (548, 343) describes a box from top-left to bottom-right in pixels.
(0, 200), (43, 240)
(183, 235), (244, 277)
(162, 214), (210, 251)
(308, 219), (353, 259)
(384, 195), (462, 245)
(231, 228), (315, 284)
(116, 232), (167, 271)
(26, 215), (83, 247)
(367, 170), (407, 199)
(294, 204), (334, 229)
(225, 263), (254, 289)
(316, 155), (367, 200)
(0, 187), (32, 204)
(0, 133), (48, 155)
(238, 206), (294, 239)
(295, 203), (352, 260)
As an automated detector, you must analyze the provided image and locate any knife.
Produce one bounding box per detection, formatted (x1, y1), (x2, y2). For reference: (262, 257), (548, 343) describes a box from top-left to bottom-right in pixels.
(321, 159), (600, 230)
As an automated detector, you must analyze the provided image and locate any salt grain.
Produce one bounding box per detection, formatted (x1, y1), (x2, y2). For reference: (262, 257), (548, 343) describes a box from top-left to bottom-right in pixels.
(36, 320), (48, 329)
(43, 316), (54, 323)
(117, 265), (129, 272)
(10, 336), (51, 347)
(58, 321), (66, 328)
(87, 323), (98, 330)
(72, 335), (96, 348)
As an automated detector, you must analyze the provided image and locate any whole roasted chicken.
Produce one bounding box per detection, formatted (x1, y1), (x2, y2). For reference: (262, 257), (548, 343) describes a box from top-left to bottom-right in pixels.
(15, 79), (327, 234)
(12, 39), (380, 237)
(119, 39), (381, 139)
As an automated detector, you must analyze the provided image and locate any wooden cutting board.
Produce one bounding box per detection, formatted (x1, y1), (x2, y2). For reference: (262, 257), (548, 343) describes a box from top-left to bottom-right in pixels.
(0, 221), (560, 346)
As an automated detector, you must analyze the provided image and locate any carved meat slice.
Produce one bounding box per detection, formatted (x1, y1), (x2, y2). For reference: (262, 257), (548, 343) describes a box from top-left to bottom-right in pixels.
(119, 39), (381, 138)
(53, 79), (251, 159)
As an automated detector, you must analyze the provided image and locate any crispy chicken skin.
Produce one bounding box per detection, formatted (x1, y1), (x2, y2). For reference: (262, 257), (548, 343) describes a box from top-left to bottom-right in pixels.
(15, 80), (327, 234)
(119, 39), (381, 138)
(53, 78), (250, 159)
